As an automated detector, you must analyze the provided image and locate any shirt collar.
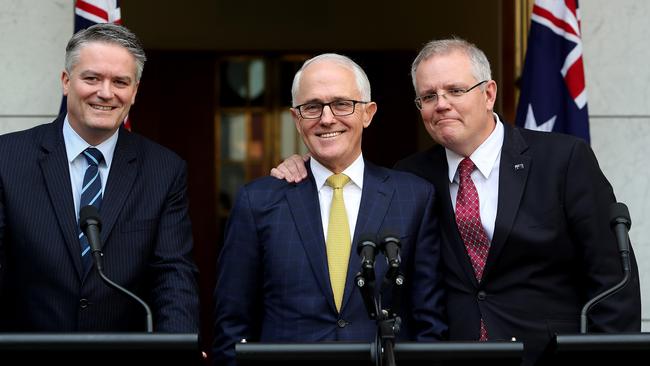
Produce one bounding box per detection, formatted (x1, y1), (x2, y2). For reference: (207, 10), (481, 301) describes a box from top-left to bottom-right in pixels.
(446, 113), (504, 183)
(63, 115), (119, 166)
(311, 153), (365, 190)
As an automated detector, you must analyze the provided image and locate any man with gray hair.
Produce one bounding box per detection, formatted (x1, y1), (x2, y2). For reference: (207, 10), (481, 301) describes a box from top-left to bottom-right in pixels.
(213, 53), (447, 365)
(0, 23), (199, 333)
(273, 38), (641, 365)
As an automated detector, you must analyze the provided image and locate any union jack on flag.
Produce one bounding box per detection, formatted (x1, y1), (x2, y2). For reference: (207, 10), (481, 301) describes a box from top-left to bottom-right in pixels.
(60, 1), (131, 129)
(515, 0), (589, 142)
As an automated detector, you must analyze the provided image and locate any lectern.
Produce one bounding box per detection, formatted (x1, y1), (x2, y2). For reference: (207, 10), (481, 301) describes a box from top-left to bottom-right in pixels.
(537, 333), (650, 366)
(236, 340), (524, 366)
(0, 333), (201, 365)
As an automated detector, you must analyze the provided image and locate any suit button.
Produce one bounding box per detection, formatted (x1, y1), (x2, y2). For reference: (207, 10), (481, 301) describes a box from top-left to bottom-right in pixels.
(79, 298), (89, 309)
(337, 319), (348, 328)
(477, 291), (487, 301)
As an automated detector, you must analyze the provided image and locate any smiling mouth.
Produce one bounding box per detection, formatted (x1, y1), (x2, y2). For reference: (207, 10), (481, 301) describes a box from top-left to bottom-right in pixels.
(90, 104), (116, 111)
(317, 131), (343, 138)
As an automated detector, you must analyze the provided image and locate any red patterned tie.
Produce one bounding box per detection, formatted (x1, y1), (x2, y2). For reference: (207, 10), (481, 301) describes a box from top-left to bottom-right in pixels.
(455, 157), (490, 341)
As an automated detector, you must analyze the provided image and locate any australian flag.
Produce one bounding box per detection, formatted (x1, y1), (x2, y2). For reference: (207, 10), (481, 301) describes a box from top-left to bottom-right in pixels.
(515, 0), (589, 143)
(60, 1), (128, 128)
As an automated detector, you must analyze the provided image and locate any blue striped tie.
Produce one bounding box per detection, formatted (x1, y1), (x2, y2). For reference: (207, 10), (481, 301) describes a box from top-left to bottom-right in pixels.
(79, 147), (104, 272)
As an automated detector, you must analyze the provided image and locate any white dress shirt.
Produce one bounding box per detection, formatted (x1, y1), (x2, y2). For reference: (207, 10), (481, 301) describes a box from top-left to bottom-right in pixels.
(311, 154), (364, 242)
(446, 114), (504, 241)
(63, 116), (119, 218)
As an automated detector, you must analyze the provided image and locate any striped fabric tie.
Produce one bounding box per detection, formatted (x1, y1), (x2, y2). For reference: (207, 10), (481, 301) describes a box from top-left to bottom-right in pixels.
(79, 147), (104, 272)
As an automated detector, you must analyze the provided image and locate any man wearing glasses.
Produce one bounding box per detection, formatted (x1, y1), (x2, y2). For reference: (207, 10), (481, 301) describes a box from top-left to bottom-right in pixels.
(213, 53), (447, 366)
(272, 39), (641, 365)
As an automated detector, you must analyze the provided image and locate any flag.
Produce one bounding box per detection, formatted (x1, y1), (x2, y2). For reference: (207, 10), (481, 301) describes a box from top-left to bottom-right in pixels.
(60, 1), (131, 130)
(515, 0), (589, 142)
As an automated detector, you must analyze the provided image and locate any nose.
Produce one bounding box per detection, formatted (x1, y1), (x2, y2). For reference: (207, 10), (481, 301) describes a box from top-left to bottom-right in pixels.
(319, 104), (336, 124)
(96, 80), (114, 99)
(434, 94), (452, 111)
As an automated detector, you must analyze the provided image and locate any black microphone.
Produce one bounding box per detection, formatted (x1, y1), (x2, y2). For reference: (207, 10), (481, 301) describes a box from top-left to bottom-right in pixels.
(579, 202), (633, 333)
(610, 202), (632, 273)
(80, 206), (104, 271)
(357, 235), (378, 281)
(79, 205), (154, 333)
(380, 235), (401, 279)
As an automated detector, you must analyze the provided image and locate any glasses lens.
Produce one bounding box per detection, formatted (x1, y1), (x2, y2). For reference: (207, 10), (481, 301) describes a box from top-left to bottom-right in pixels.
(300, 104), (322, 118)
(331, 100), (354, 115)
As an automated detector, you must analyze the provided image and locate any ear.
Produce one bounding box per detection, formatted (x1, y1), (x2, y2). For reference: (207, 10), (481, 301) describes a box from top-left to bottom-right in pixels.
(484, 80), (497, 111)
(61, 70), (71, 96)
(290, 108), (303, 135)
(362, 102), (377, 128)
(131, 81), (140, 105)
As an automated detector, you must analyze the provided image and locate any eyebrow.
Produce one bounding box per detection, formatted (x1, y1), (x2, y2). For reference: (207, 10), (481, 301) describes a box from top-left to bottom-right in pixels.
(78, 70), (133, 83)
(301, 96), (354, 104)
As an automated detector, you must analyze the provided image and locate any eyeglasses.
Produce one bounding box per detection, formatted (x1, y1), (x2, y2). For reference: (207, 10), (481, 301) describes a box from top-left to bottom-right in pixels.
(414, 80), (488, 110)
(294, 99), (370, 119)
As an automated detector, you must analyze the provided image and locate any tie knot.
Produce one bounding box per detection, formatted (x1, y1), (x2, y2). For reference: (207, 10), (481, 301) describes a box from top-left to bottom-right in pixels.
(458, 157), (475, 179)
(83, 148), (104, 167)
(326, 173), (350, 189)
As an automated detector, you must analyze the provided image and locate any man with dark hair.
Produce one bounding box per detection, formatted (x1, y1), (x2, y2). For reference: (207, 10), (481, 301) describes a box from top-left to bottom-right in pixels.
(0, 23), (199, 332)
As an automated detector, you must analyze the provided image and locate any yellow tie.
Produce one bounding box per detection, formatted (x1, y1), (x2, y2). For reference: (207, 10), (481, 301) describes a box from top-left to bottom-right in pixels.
(325, 173), (352, 312)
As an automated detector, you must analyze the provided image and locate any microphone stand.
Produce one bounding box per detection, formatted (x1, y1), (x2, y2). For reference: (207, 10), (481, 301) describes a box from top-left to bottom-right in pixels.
(579, 233), (631, 333)
(580, 202), (633, 333)
(94, 260), (154, 333)
(377, 268), (404, 366)
(355, 264), (404, 366)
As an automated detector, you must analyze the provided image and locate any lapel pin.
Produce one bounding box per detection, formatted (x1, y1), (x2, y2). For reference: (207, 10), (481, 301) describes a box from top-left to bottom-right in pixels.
(514, 163), (525, 170)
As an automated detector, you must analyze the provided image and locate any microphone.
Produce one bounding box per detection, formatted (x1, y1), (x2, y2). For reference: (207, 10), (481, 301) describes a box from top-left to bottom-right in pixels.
(80, 206), (104, 271)
(609, 202), (632, 273)
(579, 202), (633, 333)
(380, 235), (401, 280)
(79, 205), (154, 333)
(357, 235), (378, 281)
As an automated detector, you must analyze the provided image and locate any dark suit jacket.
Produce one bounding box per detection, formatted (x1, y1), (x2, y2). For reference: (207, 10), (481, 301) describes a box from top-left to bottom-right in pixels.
(0, 118), (199, 332)
(395, 121), (641, 362)
(213, 160), (447, 365)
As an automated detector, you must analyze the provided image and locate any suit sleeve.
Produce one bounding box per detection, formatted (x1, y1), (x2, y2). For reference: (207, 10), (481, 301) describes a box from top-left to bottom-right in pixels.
(565, 140), (641, 331)
(213, 187), (262, 366)
(148, 161), (200, 332)
(409, 183), (448, 340)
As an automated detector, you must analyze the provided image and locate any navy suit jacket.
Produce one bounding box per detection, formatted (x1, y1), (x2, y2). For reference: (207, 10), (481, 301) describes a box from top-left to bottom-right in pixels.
(0, 118), (199, 332)
(395, 121), (641, 363)
(213, 160), (447, 365)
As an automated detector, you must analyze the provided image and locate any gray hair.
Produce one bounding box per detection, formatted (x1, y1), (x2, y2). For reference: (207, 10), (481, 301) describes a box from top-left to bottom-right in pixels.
(291, 53), (371, 106)
(65, 23), (147, 82)
(411, 37), (492, 90)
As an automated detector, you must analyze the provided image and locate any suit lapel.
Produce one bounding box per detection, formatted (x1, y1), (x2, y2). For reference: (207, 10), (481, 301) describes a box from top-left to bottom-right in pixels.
(340, 162), (394, 311)
(484, 124), (530, 279)
(39, 119), (85, 279)
(426, 147), (480, 286)
(285, 169), (336, 312)
(99, 127), (137, 247)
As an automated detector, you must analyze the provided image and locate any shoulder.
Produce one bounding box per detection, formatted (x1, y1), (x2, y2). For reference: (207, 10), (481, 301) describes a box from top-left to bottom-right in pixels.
(367, 161), (435, 194)
(394, 145), (445, 173)
(508, 124), (591, 158)
(0, 121), (54, 147)
(123, 129), (186, 168)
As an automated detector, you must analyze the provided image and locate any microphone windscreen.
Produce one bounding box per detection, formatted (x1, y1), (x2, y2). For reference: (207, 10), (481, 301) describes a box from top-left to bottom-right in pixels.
(79, 205), (102, 230)
(609, 202), (631, 229)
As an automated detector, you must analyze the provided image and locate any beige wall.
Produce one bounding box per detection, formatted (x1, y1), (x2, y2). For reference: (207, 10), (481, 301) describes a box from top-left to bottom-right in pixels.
(0, 0), (72, 134)
(582, 0), (650, 331)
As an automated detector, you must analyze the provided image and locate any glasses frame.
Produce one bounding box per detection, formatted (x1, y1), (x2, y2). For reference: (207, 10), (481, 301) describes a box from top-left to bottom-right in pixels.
(414, 80), (488, 110)
(293, 99), (370, 119)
